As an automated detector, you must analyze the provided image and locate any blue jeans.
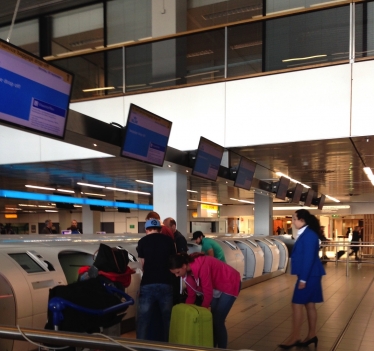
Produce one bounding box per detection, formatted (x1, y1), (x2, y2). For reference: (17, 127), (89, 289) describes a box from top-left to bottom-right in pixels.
(136, 284), (173, 342)
(211, 293), (237, 348)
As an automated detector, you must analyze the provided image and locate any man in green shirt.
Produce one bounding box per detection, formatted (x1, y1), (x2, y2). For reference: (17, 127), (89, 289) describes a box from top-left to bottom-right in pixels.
(192, 231), (226, 262)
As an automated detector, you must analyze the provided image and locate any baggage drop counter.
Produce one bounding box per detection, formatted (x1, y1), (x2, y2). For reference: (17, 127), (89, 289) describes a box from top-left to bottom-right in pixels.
(252, 237), (280, 273)
(268, 237), (289, 270)
(233, 239), (264, 279)
(215, 239), (245, 279)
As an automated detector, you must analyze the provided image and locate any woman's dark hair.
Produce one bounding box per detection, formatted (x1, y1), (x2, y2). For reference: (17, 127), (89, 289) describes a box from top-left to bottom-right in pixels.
(169, 252), (205, 269)
(295, 209), (320, 235)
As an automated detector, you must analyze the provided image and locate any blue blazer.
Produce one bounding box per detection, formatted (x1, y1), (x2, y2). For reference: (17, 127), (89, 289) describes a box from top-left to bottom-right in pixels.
(291, 227), (326, 282)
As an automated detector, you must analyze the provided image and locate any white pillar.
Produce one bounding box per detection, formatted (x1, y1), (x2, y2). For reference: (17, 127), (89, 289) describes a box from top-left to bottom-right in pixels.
(82, 205), (101, 234)
(254, 192), (273, 236)
(153, 168), (187, 235)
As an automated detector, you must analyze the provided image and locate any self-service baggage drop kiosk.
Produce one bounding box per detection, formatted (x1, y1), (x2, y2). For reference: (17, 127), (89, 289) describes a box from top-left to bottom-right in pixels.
(268, 237), (289, 270)
(253, 237), (280, 273)
(215, 239), (245, 279)
(233, 239), (264, 279)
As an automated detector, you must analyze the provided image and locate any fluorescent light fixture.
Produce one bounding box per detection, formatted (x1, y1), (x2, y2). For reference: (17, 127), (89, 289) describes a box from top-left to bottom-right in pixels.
(105, 187), (151, 195)
(275, 172), (310, 188)
(187, 190), (198, 193)
(82, 87), (115, 92)
(230, 198), (255, 204)
(282, 54), (327, 63)
(57, 189), (75, 194)
(325, 195), (340, 203)
(363, 167), (372, 175)
(74, 205), (82, 208)
(5, 207), (21, 210)
(38, 205), (56, 208)
(45, 210), (58, 212)
(135, 180), (153, 185)
(82, 192), (106, 197)
(18, 204), (37, 207)
(77, 182), (105, 189)
(189, 199), (222, 206)
(25, 185), (55, 191)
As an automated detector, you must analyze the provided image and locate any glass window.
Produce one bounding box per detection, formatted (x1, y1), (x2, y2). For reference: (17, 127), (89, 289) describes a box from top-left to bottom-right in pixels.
(107, 0), (151, 45)
(51, 4), (104, 56)
(227, 22), (263, 77)
(53, 49), (123, 100)
(187, 0), (262, 30)
(125, 29), (225, 92)
(266, 0), (346, 15)
(0, 19), (39, 56)
(355, 1), (374, 59)
(264, 6), (350, 72)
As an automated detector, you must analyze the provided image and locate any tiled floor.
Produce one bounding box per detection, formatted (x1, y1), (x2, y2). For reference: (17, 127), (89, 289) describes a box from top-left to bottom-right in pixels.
(123, 259), (374, 351)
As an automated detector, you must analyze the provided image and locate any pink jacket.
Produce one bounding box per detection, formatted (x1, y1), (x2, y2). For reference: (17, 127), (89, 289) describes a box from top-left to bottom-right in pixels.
(184, 255), (241, 308)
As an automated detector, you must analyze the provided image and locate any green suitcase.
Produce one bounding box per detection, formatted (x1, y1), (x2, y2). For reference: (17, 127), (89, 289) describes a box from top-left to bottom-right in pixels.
(169, 303), (213, 347)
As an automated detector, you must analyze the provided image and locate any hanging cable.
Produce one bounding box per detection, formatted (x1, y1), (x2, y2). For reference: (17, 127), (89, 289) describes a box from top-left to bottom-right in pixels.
(6, 0), (22, 43)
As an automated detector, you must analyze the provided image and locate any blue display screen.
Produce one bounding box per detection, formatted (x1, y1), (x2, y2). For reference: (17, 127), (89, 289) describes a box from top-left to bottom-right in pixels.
(192, 137), (224, 181)
(234, 157), (256, 190)
(0, 39), (73, 138)
(121, 104), (172, 167)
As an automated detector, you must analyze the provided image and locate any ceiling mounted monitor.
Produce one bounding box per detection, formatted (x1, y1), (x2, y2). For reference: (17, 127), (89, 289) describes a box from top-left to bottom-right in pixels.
(287, 183), (304, 204)
(312, 194), (326, 210)
(272, 176), (291, 200)
(191, 137), (224, 181)
(120, 103), (172, 167)
(300, 188), (314, 206)
(233, 157), (256, 190)
(0, 39), (73, 139)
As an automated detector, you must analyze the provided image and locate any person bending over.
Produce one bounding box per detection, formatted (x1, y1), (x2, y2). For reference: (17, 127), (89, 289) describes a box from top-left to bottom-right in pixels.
(169, 252), (241, 348)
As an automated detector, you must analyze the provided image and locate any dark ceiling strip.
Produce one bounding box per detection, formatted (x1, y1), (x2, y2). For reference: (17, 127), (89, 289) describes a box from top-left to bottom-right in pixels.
(349, 137), (366, 167)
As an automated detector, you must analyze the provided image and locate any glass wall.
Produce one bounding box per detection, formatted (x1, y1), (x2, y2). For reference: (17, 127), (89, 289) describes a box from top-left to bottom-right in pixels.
(266, 0), (347, 15)
(51, 4), (104, 56)
(0, 19), (39, 56)
(125, 29), (225, 92)
(355, 1), (374, 59)
(264, 5), (350, 72)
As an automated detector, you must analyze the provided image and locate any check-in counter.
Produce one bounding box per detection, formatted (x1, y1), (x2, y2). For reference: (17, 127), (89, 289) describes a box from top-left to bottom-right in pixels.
(268, 237), (289, 270)
(252, 237), (280, 273)
(214, 239), (245, 279)
(233, 238), (264, 279)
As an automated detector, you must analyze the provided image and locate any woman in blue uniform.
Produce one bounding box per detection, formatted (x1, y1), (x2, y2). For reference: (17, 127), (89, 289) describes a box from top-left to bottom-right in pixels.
(279, 209), (326, 349)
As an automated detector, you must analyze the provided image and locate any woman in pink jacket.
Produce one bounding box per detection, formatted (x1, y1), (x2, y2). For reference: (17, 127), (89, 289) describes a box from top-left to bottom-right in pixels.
(169, 252), (241, 348)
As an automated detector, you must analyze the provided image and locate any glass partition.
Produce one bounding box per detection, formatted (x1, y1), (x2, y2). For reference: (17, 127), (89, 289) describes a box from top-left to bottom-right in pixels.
(264, 5), (350, 72)
(266, 0), (347, 15)
(0, 19), (39, 56)
(125, 29), (225, 92)
(51, 4), (104, 56)
(355, 1), (374, 59)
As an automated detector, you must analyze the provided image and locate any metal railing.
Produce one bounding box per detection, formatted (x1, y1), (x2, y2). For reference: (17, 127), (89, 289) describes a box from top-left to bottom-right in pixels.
(320, 241), (374, 276)
(0, 325), (219, 351)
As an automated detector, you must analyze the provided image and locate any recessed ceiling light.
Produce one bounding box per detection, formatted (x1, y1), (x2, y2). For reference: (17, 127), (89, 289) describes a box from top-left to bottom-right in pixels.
(93, 143), (97, 147)
(168, 165), (172, 168)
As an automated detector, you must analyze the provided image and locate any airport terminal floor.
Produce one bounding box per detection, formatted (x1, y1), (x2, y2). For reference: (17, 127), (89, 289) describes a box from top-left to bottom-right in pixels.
(123, 260), (374, 351)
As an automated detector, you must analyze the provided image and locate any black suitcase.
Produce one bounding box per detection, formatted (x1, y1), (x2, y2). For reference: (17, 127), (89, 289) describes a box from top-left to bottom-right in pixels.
(336, 250), (346, 259)
(45, 277), (133, 333)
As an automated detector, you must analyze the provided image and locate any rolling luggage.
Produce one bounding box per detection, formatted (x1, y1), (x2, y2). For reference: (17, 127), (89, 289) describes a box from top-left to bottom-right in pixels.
(169, 303), (213, 347)
(336, 250), (346, 259)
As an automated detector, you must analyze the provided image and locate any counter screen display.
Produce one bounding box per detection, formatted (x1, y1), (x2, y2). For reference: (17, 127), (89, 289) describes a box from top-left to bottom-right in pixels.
(234, 157), (256, 190)
(8, 253), (46, 273)
(0, 39), (73, 138)
(192, 137), (224, 181)
(121, 104), (172, 167)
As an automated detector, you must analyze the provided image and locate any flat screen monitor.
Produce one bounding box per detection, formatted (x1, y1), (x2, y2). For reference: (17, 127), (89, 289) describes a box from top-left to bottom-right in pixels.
(0, 39), (73, 139)
(8, 253), (46, 273)
(318, 194), (326, 210)
(289, 183), (303, 204)
(121, 104), (172, 167)
(274, 176), (291, 200)
(301, 189), (314, 206)
(234, 157), (256, 190)
(192, 137), (224, 181)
